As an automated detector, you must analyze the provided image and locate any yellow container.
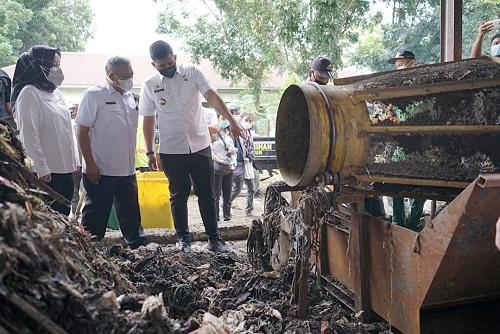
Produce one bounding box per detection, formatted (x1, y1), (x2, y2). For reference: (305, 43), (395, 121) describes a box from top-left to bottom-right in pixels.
(137, 171), (174, 229)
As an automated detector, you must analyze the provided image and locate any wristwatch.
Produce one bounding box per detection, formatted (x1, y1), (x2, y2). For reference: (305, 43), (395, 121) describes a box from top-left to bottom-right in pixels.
(146, 151), (155, 156)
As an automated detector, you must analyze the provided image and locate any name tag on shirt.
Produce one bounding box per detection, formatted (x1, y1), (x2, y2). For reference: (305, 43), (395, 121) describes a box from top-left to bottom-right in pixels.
(105, 101), (116, 105)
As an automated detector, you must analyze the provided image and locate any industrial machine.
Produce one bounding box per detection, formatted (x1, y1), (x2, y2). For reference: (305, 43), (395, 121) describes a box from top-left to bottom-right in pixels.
(275, 57), (500, 333)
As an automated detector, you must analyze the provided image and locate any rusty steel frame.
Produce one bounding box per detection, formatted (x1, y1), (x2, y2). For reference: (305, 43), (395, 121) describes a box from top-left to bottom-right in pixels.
(350, 77), (500, 103)
(315, 174), (500, 333)
(363, 125), (500, 135)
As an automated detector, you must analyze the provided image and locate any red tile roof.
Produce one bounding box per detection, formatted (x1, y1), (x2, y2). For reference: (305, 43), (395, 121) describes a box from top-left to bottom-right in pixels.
(1, 52), (285, 89)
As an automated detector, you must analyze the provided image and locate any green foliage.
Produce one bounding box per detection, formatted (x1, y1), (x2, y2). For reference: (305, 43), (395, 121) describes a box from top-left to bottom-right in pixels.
(351, 1), (440, 71)
(229, 89), (282, 136)
(351, 0), (500, 72)
(0, 0), (94, 67)
(227, 71), (302, 136)
(157, 0), (372, 110)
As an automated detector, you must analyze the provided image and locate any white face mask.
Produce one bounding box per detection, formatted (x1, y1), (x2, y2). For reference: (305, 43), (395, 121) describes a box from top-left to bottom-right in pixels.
(46, 67), (64, 86)
(491, 44), (500, 57)
(241, 120), (252, 130)
(117, 78), (134, 92)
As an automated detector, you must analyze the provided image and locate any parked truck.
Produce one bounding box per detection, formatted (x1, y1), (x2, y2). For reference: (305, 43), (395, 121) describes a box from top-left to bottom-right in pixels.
(252, 136), (277, 190)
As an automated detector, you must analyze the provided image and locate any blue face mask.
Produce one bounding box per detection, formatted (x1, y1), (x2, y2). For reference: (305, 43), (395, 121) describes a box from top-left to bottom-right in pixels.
(491, 44), (500, 57)
(219, 120), (230, 128)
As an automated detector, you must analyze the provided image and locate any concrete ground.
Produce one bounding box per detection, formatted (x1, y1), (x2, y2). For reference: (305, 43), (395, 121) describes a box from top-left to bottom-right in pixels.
(187, 190), (264, 232)
(105, 171), (283, 240)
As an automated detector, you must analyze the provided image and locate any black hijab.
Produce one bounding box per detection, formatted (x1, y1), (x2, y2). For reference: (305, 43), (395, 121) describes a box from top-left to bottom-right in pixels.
(0, 69), (9, 80)
(11, 45), (61, 106)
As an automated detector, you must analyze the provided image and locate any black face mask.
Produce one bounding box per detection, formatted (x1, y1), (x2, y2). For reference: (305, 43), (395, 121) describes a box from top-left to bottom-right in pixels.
(159, 64), (176, 78)
(312, 72), (327, 85)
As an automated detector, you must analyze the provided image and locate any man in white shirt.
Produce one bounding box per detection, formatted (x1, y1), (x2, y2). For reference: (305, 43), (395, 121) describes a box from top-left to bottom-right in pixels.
(76, 56), (147, 249)
(140, 40), (242, 253)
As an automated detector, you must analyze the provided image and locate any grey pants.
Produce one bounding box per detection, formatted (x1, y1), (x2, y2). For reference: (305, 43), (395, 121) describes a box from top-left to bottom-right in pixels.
(214, 171), (233, 220)
(231, 169), (255, 214)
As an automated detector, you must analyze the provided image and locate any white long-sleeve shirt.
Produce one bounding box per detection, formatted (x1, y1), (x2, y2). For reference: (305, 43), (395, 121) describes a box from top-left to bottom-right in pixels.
(15, 85), (77, 176)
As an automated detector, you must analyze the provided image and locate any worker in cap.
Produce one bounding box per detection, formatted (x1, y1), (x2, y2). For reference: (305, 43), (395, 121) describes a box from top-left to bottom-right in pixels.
(388, 48), (416, 69)
(387, 49), (426, 231)
(307, 56), (334, 85)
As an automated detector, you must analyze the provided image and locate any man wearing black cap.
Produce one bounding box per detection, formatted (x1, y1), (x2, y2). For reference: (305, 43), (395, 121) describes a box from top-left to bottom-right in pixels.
(388, 48), (416, 70)
(140, 40), (242, 253)
(307, 56), (334, 85)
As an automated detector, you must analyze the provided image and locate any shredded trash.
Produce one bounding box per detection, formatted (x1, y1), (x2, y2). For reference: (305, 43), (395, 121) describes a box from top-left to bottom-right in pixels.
(0, 120), (389, 333)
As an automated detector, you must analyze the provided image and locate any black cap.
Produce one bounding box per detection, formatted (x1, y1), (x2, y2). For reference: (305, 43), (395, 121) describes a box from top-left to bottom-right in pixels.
(310, 56), (334, 78)
(388, 48), (416, 64)
(149, 40), (173, 60)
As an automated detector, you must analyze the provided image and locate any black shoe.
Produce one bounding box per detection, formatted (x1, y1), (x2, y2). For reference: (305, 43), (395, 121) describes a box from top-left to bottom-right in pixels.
(207, 239), (232, 253)
(129, 236), (149, 250)
(176, 236), (192, 253)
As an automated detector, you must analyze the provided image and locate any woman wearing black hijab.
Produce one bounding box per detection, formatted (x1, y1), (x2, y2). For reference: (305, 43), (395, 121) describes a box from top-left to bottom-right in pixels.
(13, 45), (78, 215)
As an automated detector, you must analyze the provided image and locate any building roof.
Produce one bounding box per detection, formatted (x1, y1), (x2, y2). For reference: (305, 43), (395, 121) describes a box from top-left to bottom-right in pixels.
(1, 52), (285, 90)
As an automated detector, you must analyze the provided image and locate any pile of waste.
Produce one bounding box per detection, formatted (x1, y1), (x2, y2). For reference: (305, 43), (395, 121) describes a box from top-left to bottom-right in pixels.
(0, 120), (388, 333)
(357, 58), (500, 90)
(0, 121), (185, 333)
(103, 243), (389, 334)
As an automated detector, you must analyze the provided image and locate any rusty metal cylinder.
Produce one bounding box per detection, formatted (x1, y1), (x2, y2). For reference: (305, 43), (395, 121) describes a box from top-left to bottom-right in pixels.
(276, 58), (500, 189)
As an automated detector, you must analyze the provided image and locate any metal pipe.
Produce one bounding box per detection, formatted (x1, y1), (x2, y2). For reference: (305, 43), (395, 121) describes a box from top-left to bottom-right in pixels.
(477, 174), (500, 188)
(356, 175), (469, 189)
(276, 58), (500, 196)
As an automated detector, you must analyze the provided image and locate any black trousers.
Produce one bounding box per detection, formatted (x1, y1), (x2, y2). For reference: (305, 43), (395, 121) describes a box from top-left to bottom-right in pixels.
(214, 171), (233, 221)
(71, 167), (82, 215)
(160, 146), (219, 240)
(47, 173), (74, 215)
(81, 174), (144, 245)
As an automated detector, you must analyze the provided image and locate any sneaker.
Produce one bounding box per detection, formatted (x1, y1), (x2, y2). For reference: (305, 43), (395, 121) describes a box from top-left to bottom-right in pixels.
(176, 236), (192, 253)
(207, 239), (232, 253)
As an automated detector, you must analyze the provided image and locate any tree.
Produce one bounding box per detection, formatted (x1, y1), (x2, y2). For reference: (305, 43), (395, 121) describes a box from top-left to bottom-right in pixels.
(0, 0), (93, 67)
(350, 0), (500, 72)
(156, 0), (372, 110)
